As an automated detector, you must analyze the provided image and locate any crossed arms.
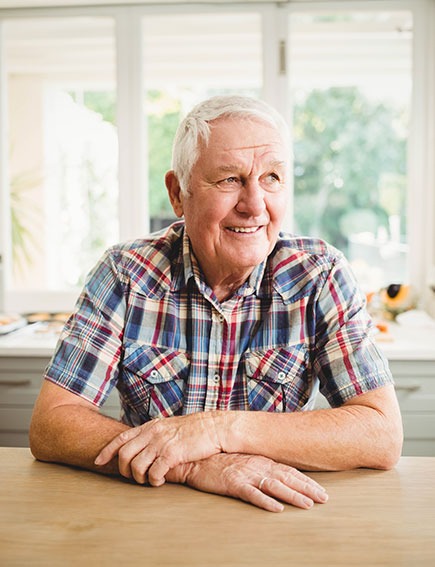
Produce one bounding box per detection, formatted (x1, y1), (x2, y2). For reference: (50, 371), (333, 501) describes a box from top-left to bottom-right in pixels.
(29, 380), (402, 512)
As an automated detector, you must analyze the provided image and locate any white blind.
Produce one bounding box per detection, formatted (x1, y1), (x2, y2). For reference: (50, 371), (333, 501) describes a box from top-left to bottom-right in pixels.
(0, 0), (286, 9)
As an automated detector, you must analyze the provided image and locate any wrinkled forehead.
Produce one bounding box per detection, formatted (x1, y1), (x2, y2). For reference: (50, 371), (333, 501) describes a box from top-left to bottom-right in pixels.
(199, 114), (290, 156)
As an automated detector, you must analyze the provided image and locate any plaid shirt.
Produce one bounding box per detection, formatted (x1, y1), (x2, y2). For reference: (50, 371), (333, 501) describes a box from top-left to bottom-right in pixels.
(45, 222), (393, 425)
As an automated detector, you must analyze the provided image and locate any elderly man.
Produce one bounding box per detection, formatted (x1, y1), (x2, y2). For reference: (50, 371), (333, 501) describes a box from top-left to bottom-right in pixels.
(30, 95), (403, 513)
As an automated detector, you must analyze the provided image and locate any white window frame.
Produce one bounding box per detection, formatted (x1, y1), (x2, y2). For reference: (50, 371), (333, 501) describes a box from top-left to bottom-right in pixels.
(0, 0), (434, 315)
(284, 0), (435, 314)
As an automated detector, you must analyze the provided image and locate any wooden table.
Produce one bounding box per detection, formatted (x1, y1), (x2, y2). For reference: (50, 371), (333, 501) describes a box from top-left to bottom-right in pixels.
(1, 448), (434, 566)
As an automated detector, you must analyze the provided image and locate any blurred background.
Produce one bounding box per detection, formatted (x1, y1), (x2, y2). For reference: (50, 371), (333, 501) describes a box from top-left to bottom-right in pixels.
(0, 0), (434, 316)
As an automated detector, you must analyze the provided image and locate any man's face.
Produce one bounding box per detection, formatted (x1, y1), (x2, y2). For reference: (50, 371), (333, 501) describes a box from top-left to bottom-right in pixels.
(167, 116), (290, 290)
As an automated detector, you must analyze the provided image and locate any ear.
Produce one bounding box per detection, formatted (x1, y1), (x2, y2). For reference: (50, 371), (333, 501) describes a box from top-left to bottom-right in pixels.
(165, 170), (184, 218)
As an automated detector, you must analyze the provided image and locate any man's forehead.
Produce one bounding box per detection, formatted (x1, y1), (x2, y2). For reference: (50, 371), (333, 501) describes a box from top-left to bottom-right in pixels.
(193, 117), (289, 171)
(201, 122), (286, 152)
(214, 159), (288, 171)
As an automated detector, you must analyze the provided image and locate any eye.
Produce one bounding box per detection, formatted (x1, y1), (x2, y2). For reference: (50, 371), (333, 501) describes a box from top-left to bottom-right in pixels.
(262, 172), (282, 191)
(216, 176), (243, 191)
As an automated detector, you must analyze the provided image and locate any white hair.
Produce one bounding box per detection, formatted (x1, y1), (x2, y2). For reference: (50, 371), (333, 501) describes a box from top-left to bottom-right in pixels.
(171, 95), (290, 193)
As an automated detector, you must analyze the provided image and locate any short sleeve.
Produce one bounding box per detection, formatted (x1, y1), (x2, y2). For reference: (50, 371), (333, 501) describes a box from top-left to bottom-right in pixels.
(44, 249), (126, 406)
(313, 253), (393, 407)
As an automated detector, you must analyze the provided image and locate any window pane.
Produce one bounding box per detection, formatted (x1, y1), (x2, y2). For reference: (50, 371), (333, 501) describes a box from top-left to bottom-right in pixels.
(289, 11), (412, 292)
(4, 17), (118, 295)
(142, 12), (262, 231)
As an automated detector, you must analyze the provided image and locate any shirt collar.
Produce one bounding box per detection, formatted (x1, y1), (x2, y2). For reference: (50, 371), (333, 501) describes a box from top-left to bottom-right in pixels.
(169, 227), (201, 292)
(172, 227), (337, 304)
(181, 228), (196, 284)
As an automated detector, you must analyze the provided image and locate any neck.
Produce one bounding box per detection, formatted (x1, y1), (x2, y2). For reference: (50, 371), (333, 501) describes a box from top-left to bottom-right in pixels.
(212, 282), (243, 302)
(207, 270), (254, 301)
(188, 242), (253, 302)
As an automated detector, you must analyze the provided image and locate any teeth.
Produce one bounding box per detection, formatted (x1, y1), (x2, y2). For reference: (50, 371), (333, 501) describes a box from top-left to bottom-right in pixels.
(229, 227), (259, 233)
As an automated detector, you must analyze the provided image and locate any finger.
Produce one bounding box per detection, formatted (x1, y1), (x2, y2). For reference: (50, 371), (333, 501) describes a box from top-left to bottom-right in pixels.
(119, 443), (157, 481)
(165, 462), (194, 485)
(279, 471), (328, 504)
(94, 428), (142, 465)
(146, 456), (171, 487)
(237, 483), (284, 513)
(260, 478), (315, 510)
(287, 467), (328, 494)
(271, 464), (328, 500)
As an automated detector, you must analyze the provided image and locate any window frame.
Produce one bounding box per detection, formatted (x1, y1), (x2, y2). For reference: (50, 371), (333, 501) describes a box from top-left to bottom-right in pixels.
(0, 0), (434, 314)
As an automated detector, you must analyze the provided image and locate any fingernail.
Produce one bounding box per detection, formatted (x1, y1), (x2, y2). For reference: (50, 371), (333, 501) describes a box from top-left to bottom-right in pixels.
(303, 497), (314, 508)
(94, 455), (103, 465)
(316, 489), (328, 502)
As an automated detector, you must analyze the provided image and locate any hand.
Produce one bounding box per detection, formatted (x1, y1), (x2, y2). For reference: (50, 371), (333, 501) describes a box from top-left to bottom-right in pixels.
(94, 413), (223, 486)
(166, 453), (328, 512)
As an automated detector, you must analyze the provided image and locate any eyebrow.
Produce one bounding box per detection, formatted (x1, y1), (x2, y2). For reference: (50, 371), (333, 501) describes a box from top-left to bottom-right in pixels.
(216, 160), (287, 172)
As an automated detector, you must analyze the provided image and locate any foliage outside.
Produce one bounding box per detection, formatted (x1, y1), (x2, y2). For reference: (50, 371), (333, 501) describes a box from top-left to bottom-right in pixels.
(10, 87), (407, 289)
(293, 86), (407, 256)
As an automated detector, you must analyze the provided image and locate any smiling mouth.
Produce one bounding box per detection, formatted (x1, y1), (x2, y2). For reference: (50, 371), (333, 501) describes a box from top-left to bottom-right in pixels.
(227, 226), (262, 233)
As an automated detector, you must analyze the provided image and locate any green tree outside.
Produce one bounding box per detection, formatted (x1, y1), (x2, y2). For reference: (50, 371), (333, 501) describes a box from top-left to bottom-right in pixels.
(146, 90), (181, 226)
(293, 86), (407, 255)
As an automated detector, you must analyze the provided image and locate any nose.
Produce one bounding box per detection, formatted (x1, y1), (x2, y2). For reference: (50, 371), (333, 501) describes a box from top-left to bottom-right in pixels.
(235, 178), (266, 217)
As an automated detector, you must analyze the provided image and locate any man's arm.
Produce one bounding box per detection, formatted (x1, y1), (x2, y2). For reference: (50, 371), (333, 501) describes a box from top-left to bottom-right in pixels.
(29, 381), (328, 512)
(97, 384), (403, 483)
(221, 384), (403, 471)
(29, 380), (129, 475)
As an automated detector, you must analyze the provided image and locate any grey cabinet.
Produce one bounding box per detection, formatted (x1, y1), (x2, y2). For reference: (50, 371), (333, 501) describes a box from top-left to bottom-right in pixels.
(1, 354), (434, 456)
(0, 356), (120, 447)
(390, 359), (435, 456)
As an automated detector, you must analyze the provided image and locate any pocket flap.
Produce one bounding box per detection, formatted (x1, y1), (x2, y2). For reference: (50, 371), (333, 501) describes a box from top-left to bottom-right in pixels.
(245, 344), (308, 384)
(123, 343), (190, 383)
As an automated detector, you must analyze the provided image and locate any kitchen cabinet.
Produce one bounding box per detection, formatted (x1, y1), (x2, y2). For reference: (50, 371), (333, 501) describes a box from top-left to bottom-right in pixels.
(0, 320), (434, 455)
(0, 355), (121, 447)
(391, 359), (435, 456)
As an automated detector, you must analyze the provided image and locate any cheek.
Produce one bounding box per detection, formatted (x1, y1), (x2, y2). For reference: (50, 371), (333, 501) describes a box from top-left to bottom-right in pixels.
(268, 194), (288, 222)
(186, 206), (220, 228)
(183, 198), (229, 237)
(193, 196), (235, 225)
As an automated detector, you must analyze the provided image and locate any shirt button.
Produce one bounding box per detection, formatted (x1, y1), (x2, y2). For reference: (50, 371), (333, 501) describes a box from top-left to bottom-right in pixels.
(218, 314), (224, 322)
(151, 370), (159, 378)
(278, 371), (286, 380)
(213, 374), (220, 383)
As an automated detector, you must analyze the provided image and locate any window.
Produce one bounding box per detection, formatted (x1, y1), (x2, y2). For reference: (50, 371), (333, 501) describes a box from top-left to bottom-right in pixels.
(142, 12), (262, 231)
(0, 1), (434, 314)
(2, 16), (117, 309)
(288, 10), (412, 292)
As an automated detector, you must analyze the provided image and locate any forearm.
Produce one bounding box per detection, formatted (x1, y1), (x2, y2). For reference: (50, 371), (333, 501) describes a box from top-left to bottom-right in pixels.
(30, 403), (130, 476)
(222, 408), (385, 471)
(218, 387), (403, 471)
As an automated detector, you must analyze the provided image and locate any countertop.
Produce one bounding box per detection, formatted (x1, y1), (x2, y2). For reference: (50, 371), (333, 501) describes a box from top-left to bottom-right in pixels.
(0, 321), (61, 356)
(1, 313), (435, 360)
(1, 448), (434, 565)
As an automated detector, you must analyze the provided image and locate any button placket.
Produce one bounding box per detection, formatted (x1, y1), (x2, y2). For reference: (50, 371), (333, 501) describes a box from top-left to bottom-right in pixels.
(204, 309), (225, 410)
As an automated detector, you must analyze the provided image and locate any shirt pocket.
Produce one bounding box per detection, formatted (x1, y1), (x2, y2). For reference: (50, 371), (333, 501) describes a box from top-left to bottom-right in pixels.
(120, 343), (190, 421)
(244, 344), (314, 412)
